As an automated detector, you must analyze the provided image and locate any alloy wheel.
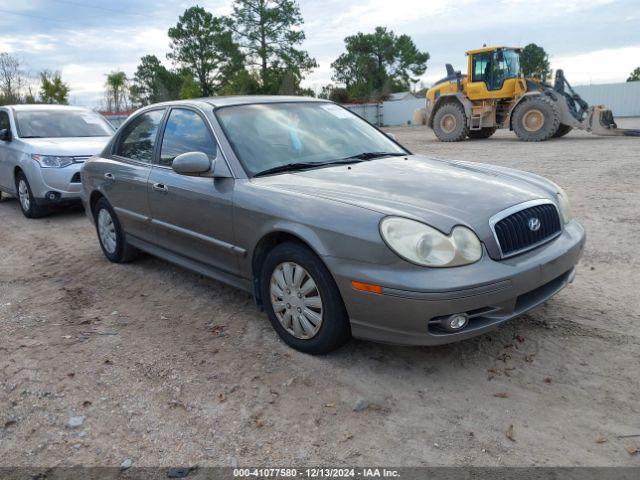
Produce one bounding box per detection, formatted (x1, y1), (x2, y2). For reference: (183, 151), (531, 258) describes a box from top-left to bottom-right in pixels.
(18, 179), (30, 212)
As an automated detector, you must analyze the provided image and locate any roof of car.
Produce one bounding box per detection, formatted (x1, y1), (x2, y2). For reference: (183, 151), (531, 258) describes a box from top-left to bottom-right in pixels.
(6, 104), (94, 112)
(200, 95), (329, 108)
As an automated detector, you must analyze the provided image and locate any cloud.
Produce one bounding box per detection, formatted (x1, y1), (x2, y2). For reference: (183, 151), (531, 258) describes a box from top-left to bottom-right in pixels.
(1, 0), (638, 104)
(551, 45), (640, 85)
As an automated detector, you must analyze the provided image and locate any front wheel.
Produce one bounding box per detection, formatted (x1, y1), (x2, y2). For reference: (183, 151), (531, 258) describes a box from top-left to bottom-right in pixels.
(512, 96), (560, 142)
(260, 242), (351, 354)
(93, 197), (139, 263)
(15, 172), (47, 218)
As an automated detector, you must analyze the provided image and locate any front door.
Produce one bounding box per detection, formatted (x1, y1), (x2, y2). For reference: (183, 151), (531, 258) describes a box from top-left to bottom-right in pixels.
(106, 108), (166, 241)
(147, 107), (238, 276)
(0, 109), (15, 191)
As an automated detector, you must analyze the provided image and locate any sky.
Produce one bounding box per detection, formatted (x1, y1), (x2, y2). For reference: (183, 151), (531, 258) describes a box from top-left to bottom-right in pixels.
(0, 0), (639, 107)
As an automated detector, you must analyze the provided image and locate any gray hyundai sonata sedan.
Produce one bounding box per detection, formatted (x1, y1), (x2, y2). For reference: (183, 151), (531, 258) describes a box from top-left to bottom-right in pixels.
(81, 96), (585, 354)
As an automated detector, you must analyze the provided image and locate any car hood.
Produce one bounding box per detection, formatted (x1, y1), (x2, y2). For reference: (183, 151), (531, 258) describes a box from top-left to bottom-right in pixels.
(253, 155), (558, 242)
(18, 137), (110, 156)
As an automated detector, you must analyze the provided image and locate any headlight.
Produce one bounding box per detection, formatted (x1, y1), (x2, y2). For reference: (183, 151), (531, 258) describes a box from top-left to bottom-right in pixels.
(31, 154), (74, 168)
(556, 187), (572, 224)
(380, 217), (482, 267)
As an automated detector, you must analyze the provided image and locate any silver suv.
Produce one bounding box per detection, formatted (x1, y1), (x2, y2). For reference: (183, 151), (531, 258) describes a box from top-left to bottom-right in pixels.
(0, 105), (114, 217)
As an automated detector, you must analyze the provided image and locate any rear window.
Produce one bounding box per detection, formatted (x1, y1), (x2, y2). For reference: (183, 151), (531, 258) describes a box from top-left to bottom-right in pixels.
(15, 110), (114, 138)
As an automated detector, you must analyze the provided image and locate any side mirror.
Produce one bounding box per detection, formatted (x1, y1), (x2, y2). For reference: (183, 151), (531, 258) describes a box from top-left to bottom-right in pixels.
(172, 151), (212, 175)
(387, 132), (397, 141)
(0, 128), (11, 142)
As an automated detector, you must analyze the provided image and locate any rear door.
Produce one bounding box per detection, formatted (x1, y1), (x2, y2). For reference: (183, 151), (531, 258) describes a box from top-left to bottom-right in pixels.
(147, 107), (238, 276)
(106, 108), (166, 241)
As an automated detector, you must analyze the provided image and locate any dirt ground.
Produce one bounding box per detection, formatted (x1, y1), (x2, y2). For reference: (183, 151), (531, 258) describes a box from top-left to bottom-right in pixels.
(1, 120), (639, 468)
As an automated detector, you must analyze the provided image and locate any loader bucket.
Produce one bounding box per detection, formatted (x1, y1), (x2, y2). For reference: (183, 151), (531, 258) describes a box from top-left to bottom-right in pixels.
(589, 105), (640, 137)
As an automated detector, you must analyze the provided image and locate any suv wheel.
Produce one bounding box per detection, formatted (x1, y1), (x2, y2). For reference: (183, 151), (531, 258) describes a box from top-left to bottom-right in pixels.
(93, 197), (139, 263)
(15, 172), (46, 218)
(260, 242), (351, 354)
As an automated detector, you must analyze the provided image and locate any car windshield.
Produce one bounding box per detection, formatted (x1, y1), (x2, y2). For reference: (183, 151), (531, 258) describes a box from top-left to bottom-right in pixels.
(215, 102), (407, 176)
(15, 110), (114, 138)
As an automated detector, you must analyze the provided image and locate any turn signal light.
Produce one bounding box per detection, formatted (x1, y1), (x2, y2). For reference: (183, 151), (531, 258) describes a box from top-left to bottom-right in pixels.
(351, 281), (382, 294)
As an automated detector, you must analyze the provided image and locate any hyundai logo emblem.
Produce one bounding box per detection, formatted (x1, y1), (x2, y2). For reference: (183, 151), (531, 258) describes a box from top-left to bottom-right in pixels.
(528, 217), (541, 232)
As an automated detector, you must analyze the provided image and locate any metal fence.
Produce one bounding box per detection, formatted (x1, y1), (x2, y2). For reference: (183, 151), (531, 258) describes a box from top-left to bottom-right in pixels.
(377, 82), (640, 127)
(342, 103), (383, 126)
(573, 82), (640, 117)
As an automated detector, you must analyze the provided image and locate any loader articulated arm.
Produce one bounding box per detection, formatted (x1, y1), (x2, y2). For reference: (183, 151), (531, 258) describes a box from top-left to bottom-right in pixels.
(553, 69), (590, 121)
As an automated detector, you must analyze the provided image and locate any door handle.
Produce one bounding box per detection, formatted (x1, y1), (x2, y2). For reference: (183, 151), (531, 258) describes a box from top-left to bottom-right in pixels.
(104, 173), (115, 181)
(152, 183), (169, 193)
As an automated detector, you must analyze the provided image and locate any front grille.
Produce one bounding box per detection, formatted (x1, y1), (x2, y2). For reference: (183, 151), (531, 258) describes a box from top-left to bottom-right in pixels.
(493, 203), (561, 257)
(71, 172), (81, 183)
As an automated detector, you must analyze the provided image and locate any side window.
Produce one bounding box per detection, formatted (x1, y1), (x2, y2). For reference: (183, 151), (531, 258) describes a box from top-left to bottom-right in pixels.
(0, 111), (10, 132)
(472, 53), (491, 83)
(115, 109), (165, 163)
(159, 108), (217, 167)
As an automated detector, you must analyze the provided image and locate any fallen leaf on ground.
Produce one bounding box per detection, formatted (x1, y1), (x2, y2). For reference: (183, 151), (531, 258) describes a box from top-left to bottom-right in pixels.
(494, 393), (509, 398)
(543, 377), (552, 384)
(255, 418), (265, 428)
(506, 424), (516, 442)
(211, 325), (226, 336)
(627, 446), (639, 455)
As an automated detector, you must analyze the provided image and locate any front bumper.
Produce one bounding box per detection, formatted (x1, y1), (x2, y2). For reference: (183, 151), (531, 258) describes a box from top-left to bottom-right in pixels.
(324, 220), (586, 346)
(24, 162), (83, 203)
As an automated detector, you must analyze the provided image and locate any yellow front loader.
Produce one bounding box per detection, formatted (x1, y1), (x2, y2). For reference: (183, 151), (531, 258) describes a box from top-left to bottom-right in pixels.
(425, 46), (640, 142)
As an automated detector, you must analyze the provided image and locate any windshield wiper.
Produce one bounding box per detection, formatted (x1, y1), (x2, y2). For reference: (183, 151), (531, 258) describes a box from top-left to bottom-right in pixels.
(20, 135), (44, 138)
(254, 159), (366, 177)
(254, 162), (329, 177)
(340, 151), (403, 161)
(252, 153), (402, 177)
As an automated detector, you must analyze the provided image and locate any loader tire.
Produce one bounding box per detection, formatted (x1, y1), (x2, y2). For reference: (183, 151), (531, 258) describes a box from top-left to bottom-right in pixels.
(468, 127), (497, 139)
(553, 123), (572, 138)
(433, 103), (468, 142)
(512, 96), (560, 142)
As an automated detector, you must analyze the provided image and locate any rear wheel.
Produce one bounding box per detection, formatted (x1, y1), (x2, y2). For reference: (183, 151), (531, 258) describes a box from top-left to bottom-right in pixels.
(468, 127), (497, 139)
(512, 96), (560, 142)
(93, 197), (139, 263)
(260, 242), (351, 354)
(432, 103), (469, 142)
(553, 123), (572, 138)
(15, 172), (47, 218)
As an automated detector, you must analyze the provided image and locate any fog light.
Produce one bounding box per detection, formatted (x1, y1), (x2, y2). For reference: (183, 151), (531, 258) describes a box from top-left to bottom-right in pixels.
(45, 191), (60, 201)
(442, 313), (469, 332)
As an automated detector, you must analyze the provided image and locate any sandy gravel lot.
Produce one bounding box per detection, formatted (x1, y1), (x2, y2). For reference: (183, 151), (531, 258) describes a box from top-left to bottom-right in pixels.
(1, 120), (639, 468)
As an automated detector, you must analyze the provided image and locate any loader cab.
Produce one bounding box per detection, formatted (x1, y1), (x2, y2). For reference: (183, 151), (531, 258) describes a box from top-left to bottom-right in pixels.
(465, 47), (525, 100)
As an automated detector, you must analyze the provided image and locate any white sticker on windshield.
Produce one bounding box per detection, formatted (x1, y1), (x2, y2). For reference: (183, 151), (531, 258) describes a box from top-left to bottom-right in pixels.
(80, 114), (102, 124)
(320, 104), (353, 119)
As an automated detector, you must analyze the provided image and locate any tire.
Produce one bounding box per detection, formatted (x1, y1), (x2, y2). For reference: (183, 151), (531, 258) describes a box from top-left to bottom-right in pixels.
(468, 127), (497, 139)
(15, 172), (47, 218)
(93, 197), (139, 263)
(260, 242), (351, 354)
(553, 123), (572, 138)
(432, 102), (469, 142)
(512, 95), (560, 142)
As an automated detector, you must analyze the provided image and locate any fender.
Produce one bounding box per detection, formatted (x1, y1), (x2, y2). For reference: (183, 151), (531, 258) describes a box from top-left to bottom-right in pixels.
(427, 93), (473, 128)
